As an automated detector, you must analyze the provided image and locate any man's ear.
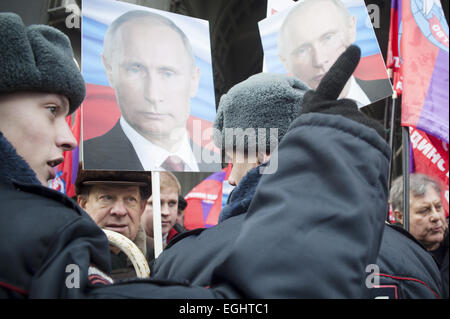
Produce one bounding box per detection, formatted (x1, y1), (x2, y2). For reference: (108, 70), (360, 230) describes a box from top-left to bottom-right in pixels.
(190, 66), (201, 98)
(77, 195), (87, 210)
(102, 54), (115, 88)
(394, 209), (404, 225)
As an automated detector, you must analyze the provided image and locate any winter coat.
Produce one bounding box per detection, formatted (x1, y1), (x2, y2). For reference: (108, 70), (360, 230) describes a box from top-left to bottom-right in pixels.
(211, 113), (391, 298)
(372, 223), (443, 298)
(151, 165), (261, 286)
(431, 232), (449, 298)
(154, 112), (391, 298)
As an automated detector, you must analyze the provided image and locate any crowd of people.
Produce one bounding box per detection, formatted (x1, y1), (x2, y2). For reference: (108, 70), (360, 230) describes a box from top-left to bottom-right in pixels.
(0, 10), (448, 299)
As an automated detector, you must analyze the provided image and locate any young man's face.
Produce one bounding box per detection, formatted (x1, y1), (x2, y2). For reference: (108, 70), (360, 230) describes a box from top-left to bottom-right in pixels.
(279, 1), (356, 89)
(78, 184), (146, 241)
(0, 92), (76, 185)
(142, 187), (179, 238)
(104, 20), (200, 143)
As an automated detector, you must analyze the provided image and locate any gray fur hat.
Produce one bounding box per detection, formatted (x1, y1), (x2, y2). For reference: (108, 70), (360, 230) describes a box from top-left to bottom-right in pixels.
(213, 72), (309, 155)
(0, 12), (85, 114)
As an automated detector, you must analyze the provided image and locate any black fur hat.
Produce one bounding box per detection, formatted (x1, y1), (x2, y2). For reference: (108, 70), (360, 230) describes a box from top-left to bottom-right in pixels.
(0, 12), (85, 114)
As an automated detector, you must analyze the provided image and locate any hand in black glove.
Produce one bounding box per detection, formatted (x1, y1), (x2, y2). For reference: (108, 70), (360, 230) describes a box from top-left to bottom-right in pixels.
(301, 45), (386, 138)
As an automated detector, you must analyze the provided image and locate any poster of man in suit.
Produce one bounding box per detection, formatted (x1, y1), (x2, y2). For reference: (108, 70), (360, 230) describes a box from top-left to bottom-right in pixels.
(82, 0), (221, 172)
(259, 0), (393, 108)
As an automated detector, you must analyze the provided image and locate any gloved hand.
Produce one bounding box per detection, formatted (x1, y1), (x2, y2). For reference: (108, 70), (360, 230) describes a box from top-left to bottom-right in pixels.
(300, 45), (386, 138)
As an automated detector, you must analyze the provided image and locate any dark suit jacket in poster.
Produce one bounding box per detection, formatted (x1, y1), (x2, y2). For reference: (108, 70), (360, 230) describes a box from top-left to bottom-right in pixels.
(83, 121), (222, 172)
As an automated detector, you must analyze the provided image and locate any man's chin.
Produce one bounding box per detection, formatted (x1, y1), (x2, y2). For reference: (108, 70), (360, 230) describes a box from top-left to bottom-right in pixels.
(425, 234), (445, 249)
(162, 224), (174, 234)
(137, 125), (172, 139)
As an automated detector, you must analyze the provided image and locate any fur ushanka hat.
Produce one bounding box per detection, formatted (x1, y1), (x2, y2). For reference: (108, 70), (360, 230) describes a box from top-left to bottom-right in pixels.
(0, 12), (85, 114)
(213, 73), (309, 156)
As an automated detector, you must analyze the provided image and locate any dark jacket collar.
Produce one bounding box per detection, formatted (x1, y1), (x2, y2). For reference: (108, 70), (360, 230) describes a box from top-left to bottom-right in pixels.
(218, 164), (263, 223)
(0, 131), (41, 186)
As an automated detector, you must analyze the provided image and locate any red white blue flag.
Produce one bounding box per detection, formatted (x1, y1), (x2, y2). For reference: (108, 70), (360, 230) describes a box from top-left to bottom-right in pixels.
(183, 164), (232, 230)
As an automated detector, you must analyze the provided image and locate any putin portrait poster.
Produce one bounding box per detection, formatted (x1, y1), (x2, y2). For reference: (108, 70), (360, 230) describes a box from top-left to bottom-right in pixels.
(81, 0), (220, 172)
(259, 0), (393, 108)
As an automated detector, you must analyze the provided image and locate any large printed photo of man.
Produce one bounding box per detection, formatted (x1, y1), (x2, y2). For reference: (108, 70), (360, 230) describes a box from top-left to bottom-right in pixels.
(82, 0), (220, 172)
(260, 0), (393, 108)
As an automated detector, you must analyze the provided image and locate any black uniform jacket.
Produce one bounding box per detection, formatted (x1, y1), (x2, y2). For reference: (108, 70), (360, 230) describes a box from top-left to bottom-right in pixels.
(155, 113), (392, 298)
(372, 223), (443, 299)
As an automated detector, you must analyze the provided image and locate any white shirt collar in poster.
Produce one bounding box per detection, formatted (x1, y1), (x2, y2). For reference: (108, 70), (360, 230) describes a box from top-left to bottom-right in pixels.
(346, 76), (371, 109)
(120, 117), (199, 172)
